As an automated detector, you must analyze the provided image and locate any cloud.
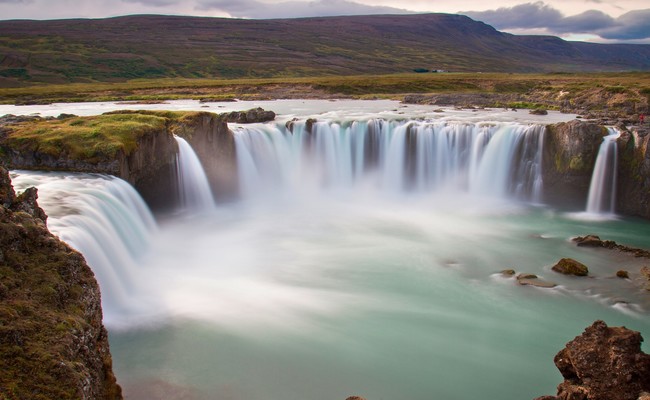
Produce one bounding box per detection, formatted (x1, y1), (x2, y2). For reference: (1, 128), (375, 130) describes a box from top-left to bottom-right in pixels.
(121, 0), (178, 6)
(0, 0), (32, 3)
(196, 0), (408, 19)
(463, 1), (650, 40)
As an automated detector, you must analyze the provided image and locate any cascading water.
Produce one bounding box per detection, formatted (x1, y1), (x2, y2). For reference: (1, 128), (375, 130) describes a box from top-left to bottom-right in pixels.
(174, 136), (215, 212)
(586, 128), (621, 215)
(234, 119), (545, 203)
(10, 171), (157, 320)
(6, 102), (650, 400)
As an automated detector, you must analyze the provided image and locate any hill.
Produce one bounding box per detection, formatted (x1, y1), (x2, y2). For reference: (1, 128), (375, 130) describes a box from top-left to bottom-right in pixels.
(1, 13), (650, 87)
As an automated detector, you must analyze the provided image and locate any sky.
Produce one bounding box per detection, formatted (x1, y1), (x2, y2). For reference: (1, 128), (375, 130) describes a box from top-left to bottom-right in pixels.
(0, 0), (649, 43)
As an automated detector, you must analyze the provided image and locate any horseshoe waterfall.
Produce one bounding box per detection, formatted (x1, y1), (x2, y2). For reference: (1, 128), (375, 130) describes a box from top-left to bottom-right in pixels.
(9, 109), (650, 400)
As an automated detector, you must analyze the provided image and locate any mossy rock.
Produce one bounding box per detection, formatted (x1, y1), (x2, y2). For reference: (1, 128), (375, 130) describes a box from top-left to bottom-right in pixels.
(552, 258), (589, 276)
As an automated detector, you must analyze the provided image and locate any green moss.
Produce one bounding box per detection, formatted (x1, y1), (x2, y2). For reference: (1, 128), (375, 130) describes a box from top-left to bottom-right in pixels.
(569, 155), (585, 171)
(2, 111), (214, 163)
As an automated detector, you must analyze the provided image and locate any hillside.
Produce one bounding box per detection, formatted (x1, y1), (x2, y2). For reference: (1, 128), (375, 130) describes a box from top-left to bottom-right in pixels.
(1, 13), (650, 87)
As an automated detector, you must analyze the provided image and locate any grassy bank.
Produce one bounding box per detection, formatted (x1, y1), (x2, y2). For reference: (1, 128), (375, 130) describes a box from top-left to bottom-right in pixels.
(1, 72), (649, 106)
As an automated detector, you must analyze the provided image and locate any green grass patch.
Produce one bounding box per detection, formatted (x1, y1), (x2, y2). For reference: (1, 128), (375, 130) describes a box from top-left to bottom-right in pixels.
(2, 111), (209, 162)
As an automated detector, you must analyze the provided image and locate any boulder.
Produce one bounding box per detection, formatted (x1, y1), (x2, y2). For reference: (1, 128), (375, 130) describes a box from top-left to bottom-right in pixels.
(529, 108), (548, 115)
(536, 320), (650, 400)
(516, 273), (557, 288)
(552, 258), (589, 276)
(501, 269), (516, 276)
(616, 270), (629, 279)
(222, 107), (275, 123)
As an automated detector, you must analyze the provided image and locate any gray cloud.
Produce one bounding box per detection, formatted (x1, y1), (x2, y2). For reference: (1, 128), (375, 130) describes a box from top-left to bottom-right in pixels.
(0, 0), (32, 3)
(464, 1), (650, 40)
(196, 0), (408, 19)
(121, 0), (178, 6)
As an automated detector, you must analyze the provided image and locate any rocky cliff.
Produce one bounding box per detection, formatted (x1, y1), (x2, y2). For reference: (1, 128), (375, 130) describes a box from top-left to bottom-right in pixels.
(542, 120), (607, 209)
(0, 110), (240, 210)
(0, 166), (122, 399)
(536, 320), (650, 400)
(617, 126), (650, 218)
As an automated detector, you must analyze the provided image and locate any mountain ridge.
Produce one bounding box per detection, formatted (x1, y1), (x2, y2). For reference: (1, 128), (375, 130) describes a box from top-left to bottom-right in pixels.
(1, 13), (649, 87)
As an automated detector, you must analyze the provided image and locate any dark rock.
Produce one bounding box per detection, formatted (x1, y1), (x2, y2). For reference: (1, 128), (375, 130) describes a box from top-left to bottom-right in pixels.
(501, 269), (516, 276)
(616, 270), (630, 279)
(0, 167), (122, 399)
(57, 113), (77, 119)
(617, 125), (650, 218)
(540, 320), (650, 400)
(222, 107), (275, 123)
(543, 121), (607, 209)
(552, 258), (589, 276)
(529, 108), (548, 115)
(572, 235), (650, 258)
(11, 186), (47, 223)
(346, 397), (367, 400)
(516, 273), (557, 288)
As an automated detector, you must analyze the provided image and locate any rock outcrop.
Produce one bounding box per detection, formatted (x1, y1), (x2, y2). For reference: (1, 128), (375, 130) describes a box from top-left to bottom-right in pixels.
(171, 112), (239, 202)
(0, 166), (122, 399)
(536, 320), (650, 400)
(617, 126), (650, 218)
(0, 111), (239, 210)
(573, 235), (650, 258)
(543, 121), (608, 208)
(221, 107), (276, 124)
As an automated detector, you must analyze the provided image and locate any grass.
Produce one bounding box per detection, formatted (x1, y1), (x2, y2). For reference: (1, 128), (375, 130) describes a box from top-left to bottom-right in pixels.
(2, 111), (211, 162)
(1, 72), (649, 105)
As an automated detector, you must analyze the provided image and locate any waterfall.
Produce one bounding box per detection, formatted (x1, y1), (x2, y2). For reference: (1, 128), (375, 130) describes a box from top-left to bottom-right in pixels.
(9, 171), (157, 318)
(233, 120), (545, 202)
(586, 128), (620, 215)
(174, 136), (215, 212)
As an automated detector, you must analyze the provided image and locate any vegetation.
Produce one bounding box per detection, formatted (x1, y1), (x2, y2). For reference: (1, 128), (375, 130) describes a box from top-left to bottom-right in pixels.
(2, 111), (210, 162)
(1, 14), (650, 88)
(0, 72), (649, 107)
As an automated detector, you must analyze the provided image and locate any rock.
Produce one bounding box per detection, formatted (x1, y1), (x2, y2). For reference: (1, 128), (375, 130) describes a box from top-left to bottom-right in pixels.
(572, 235), (650, 258)
(543, 121), (607, 209)
(539, 320), (650, 400)
(346, 397), (367, 400)
(516, 273), (557, 288)
(552, 258), (589, 276)
(529, 108), (548, 115)
(501, 269), (516, 276)
(642, 267), (650, 290)
(0, 167), (122, 399)
(616, 270), (630, 279)
(222, 107), (275, 123)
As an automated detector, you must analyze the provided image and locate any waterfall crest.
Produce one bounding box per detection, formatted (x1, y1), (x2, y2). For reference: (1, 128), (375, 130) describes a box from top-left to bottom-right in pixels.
(174, 136), (215, 212)
(10, 171), (157, 318)
(586, 128), (620, 215)
(234, 120), (545, 202)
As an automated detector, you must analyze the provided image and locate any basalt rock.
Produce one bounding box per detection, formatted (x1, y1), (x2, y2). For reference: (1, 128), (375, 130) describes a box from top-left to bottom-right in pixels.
(572, 235), (650, 258)
(535, 320), (650, 400)
(221, 107), (276, 123)
(0, 166), (122, 399)
(617, 125), (650, 218)
(543, 121), (608, 209)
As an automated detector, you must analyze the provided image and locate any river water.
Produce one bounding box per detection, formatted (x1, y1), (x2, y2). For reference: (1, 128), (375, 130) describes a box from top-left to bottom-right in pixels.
(4, 100), (650, 400)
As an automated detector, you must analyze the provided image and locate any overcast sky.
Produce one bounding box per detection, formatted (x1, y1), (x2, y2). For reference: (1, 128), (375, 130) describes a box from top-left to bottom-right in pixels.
(1, 0), (649, 43)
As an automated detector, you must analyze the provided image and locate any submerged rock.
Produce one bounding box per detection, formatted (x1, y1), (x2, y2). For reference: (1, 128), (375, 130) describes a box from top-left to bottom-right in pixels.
(535, 320), (650, 400)
(552, 258), (589, 276)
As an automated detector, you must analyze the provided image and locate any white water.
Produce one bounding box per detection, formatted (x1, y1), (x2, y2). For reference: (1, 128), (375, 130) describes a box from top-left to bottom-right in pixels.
(6, 101), (649, 400)
(10, 171), (157, 319)
(234, 120), (545, 203)
(174, 136), (215, 213)
(586, 128), (620, 215)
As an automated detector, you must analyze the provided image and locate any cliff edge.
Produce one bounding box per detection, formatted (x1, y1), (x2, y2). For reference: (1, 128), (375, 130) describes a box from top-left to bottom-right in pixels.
(0, 166), (122, 399)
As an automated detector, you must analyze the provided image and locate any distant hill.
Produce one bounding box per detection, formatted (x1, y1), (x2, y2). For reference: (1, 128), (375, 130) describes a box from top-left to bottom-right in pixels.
(1, 13), (650, 86)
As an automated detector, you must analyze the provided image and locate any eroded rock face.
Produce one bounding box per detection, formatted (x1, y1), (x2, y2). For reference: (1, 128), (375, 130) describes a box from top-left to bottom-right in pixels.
(543, 121), (607, 208)
(617, 127), (650, 218)
(0, 166), (122, 399)
(222, 107), (276, 124)
(536, 320), (650, 400)
(172, 113), (239, 201)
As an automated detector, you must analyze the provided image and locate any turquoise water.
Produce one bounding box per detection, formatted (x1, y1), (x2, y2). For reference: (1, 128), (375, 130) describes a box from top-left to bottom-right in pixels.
(107, 195), (650, 400)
